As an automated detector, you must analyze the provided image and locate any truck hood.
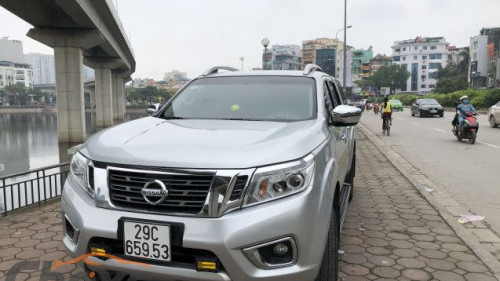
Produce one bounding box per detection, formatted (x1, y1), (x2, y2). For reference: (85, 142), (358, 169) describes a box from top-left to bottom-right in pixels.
(84, 117), (328, 169)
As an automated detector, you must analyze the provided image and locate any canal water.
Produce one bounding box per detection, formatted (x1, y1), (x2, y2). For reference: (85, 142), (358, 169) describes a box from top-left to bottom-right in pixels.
(0, 111), (147, 177)
(0, 111), (147, 212)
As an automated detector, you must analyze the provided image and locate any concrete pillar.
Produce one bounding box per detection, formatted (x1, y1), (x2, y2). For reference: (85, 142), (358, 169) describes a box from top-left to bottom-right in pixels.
(94, 68), (114, 128)
(89, 87), (96, 109)
(112, 73), (125, 122)
(54, 47), (86, 143)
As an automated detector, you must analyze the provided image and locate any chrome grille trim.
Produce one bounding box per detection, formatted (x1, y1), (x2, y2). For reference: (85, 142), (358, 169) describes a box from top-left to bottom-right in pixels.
(95, 166), (255, 217)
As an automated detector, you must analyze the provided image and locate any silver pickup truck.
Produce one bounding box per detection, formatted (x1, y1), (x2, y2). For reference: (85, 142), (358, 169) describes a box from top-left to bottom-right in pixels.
(62, 64), (361, 281)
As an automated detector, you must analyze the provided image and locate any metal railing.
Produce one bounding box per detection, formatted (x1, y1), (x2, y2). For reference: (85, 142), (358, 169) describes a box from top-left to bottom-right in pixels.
(0, 162), (70, 215)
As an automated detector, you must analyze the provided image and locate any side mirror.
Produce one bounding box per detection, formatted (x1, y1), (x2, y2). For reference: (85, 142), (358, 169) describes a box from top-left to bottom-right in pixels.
(330, 105), (362, 126)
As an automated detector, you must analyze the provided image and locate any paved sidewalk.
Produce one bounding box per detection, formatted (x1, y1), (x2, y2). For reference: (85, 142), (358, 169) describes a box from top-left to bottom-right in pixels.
(338, 132), (497, 281)
(0, 131), (497, 281)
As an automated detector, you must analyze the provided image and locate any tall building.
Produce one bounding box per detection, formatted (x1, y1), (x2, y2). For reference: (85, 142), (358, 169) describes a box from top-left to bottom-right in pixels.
(0, 37), (25, 64)
(469, 28), (500, 87)
(351, 47), (373, 82)
(0, 61), (33, 89)
(447, 46), (469, 65)
(369, 54), (392, 75)
(316, 49), (336, 76)
(391, 37), (449, 93)
(24, 53), (55, 84)
(302, 38), (334, 68)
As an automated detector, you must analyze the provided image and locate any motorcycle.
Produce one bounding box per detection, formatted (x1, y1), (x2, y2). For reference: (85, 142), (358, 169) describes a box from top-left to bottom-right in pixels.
(453, 111), (479, 144)
(373, 103), (380, 115)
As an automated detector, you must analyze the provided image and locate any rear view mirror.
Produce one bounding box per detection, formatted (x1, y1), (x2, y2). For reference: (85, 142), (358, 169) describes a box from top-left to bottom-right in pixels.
(330, 105), (362, 126)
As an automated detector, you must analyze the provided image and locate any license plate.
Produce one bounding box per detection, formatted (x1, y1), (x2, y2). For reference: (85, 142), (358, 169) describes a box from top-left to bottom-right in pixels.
(123, 221), (171, 262)
(430, 110), (437, 113)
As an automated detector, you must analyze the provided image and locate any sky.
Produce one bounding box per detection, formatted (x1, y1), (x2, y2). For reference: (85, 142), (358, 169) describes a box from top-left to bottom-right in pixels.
(1, 0), (499, 80)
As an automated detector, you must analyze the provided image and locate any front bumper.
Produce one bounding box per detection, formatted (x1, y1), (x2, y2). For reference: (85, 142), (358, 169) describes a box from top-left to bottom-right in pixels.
(61, 175), (331, 281)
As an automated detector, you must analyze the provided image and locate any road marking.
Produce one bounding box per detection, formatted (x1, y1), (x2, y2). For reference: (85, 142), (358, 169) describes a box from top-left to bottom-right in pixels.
(477, 141), (499, 149)
(413, 122), (421, 126)
(434, 128), (446, 133)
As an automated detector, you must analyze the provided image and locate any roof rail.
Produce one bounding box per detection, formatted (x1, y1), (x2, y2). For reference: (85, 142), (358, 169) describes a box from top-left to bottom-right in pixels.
(303, 64), (323, 75)
(202, 66), (239, 76)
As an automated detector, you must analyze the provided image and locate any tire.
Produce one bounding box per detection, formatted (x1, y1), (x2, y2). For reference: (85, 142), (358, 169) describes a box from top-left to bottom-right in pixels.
(418, 110), (422, 118)
(490, 116), (498, 128)
(315, 204), (339, 281)
(439, 113), (444, 118)
(469, 132), (476, 144)
(411, 110), (415, 117)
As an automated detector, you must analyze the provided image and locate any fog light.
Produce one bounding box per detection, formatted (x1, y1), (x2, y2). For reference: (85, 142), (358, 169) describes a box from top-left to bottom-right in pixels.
(273, 243), (289, 256)
(90, 247), (107, 255)
(196, 257), (219, 272)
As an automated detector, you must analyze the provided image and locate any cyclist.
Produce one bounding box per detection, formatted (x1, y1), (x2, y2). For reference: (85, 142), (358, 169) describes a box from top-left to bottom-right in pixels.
(381, 96), (392, 134)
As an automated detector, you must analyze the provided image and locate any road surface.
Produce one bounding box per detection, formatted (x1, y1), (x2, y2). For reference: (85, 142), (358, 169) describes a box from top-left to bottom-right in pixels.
(360, 108), (500, 235)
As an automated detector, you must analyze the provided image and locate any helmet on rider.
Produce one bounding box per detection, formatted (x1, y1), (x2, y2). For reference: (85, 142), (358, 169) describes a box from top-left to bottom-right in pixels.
(460, 95), (470, 104)
(383, 96), (388, 102)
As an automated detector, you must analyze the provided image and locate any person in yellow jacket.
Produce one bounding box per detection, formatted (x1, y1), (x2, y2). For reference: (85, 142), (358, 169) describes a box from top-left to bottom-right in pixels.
(381, 96), (392, 134)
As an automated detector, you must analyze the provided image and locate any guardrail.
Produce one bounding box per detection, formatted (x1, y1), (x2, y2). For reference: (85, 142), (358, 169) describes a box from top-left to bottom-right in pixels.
(0, 162), (70, 215)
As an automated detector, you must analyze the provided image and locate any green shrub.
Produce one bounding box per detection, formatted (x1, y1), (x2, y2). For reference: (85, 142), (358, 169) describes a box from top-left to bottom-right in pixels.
(391, 89), (500, 109)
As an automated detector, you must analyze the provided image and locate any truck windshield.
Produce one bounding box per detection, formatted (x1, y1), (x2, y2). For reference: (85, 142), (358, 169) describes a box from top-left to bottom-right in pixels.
(162, 76), (316, 122)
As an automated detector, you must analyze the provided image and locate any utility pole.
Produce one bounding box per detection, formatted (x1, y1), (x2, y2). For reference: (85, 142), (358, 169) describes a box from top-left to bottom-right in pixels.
(343, 0), (347, 93)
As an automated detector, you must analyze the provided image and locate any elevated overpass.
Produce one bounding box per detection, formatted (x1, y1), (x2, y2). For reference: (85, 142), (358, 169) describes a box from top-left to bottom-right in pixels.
(0, 0), (136, 142)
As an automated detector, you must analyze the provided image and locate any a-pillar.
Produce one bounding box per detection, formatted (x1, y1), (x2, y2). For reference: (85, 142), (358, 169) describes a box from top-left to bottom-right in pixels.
(54, 47), (86, 143)
(112, 72), (126, 123)
(94, 68), (114, 128)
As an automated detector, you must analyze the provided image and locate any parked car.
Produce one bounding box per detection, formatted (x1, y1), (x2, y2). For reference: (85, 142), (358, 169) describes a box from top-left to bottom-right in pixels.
(146, 103), (162, 115)
(390, 99), (403, 111)
(487, 101), (500, 128)
(61, 65), (361, 281)
(411, 98), (444, 117)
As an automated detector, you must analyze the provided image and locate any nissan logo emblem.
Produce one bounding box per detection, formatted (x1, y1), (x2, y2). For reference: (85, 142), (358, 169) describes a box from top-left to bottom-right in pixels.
(141, 180), (169, 205)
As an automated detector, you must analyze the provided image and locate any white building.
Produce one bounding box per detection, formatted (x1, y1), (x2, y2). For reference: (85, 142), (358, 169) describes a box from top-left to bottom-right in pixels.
(0, 61), (34, 89)
(164, 70), (188, 82)
(469, 35), (488, 86)
(447, 46), (469, 65)
(270, 45), (302, 70)
(0, 37), (25, 64)
(391, 37), (449, 93)
(24, 53), (55, 85)
(338, 48), (353, 87)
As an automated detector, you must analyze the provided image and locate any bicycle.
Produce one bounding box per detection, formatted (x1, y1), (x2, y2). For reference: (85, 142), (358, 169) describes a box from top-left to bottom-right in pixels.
(383, 115), (391, 136)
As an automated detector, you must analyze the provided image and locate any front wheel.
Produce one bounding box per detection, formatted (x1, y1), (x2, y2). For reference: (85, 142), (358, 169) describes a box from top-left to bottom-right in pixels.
(315, 205), (339, 281)
(469, 132), (476, 144)
(490, 116), (498, 128)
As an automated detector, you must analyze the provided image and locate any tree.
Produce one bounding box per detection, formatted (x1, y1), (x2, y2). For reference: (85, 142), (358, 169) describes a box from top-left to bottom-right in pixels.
(360, 64), (409, 94)
(435, 50), (469, 93)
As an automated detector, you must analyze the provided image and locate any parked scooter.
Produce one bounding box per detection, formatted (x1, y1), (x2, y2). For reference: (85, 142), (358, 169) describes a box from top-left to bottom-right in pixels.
(453, 111), (479, 144)
(373, 103), (380, 115)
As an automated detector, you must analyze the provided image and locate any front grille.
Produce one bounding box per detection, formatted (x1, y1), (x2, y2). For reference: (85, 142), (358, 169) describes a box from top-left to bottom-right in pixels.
(230, 176), (249, 200)
(108, 169), (214, 214)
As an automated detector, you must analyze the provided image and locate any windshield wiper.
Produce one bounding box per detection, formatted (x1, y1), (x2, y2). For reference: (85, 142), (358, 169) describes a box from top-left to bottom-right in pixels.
(221, 118), (264, 121)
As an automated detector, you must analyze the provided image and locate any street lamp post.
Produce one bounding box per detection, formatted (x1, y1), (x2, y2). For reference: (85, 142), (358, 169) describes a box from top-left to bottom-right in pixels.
(335, 25), (351, 80)
(343, 0), (348, 93)
(261, 38), (270, 70)
(239, 57), (244, 71)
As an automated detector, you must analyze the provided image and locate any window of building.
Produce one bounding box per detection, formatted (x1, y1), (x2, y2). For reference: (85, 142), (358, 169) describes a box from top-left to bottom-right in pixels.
(429, 63), (441, 69)
(421, 85), (426, 88)
(421, 75), (426, 80)
(395, 48), (401, 52)
(429, 54), (442, 60)
(422, 65), (427, 69)
(428, 72), (438, 79)
(429, 84), (435, 88)
(414, 46), (418, 50)
(414, 56), (418, 60)
(403, 47), (406, 51)
(402, 56), (406, 61)
(430, 46), (437, 50)
(422, 55), (427, 60)
(423, 46), (428, 50)
(393, 56), (401, 62)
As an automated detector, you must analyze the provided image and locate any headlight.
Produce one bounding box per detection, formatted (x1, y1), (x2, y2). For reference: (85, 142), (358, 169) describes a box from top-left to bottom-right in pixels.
(70, 152), (94, 197)
(243, 155), (315, 207)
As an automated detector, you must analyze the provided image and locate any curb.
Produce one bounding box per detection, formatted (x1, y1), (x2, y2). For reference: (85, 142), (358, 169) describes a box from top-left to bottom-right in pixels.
(357, 122), (500, 281)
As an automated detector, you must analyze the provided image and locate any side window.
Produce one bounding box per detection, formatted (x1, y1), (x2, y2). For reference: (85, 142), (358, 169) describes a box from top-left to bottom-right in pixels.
(334, 81), (347, 104)
(323, 81), (335, 124)
(327, 81), (341, 108)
